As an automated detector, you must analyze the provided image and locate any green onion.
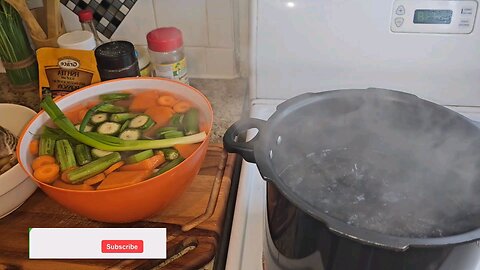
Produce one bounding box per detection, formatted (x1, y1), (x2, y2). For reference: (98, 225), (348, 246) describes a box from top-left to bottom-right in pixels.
(0, 0), (37, 87)
(40, 95), (207, 151)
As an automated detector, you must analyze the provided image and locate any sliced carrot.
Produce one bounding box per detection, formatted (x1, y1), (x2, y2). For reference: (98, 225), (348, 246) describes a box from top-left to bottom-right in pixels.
(144, 106), (175, 127)
(64, 104), (88, 124)
(61, 166), (78, 183)
(104, 161), (125, 175)
(29, 139), (39, 155)
(77, 108), (89, 122)
(174, 143), (202, 158)
(32, 155), (56, 170)
(53, 180), (94, 191)
(129, 90), (160, 112)
(118, 154), (166, 171)
(172, 101), (192, 113)
(83, 173), (106, 186)
(86, 99), (100, 109)
(113, 99), (132, 108)
(157, 95), (177, 107)
(34, 163), (60, 184)
(97, 170), (152, 190)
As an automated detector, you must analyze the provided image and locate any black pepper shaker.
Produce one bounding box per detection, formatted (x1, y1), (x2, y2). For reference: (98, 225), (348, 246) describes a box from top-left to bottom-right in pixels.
(94, 41), (140, 81)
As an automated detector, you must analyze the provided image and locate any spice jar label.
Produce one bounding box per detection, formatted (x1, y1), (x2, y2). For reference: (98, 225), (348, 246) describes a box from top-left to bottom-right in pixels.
(37, 48), (101, 98)
(152, 58), (189, 84)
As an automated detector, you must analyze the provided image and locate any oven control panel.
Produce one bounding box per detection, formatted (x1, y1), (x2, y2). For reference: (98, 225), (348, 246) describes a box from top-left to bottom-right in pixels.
(391, 0), (478, 34)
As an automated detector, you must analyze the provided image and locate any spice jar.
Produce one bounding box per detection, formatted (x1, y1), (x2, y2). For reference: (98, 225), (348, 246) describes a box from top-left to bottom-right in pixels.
(57, 30), (96, 50)
(135, 46), (152, 77)
(146, 27), (189, 84)
(94, 41), (140, 81)
(78, 9), (104, 46)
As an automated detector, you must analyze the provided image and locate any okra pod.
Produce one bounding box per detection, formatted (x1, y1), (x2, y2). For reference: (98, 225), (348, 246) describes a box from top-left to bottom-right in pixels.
(67, 152), (121, 184)
(99, 93), (131, 102)
(169, 113), (184, 127)
(39, 134), (56, 156)
(55, 139), (77, 171)
(152, 157), (185, 177)
(163, 130), (184, 139)
(74, 144), (92, 166)
(126, 149), (154, 164)
(183, 108), (200, 135)
(110, 113), (137, 123)
(97, 103), (127, 113)
(157, 148), (179, 161)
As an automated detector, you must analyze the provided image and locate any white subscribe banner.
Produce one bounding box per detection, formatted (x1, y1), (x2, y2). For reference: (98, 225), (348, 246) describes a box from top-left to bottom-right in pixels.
(29, 228), (166, 259)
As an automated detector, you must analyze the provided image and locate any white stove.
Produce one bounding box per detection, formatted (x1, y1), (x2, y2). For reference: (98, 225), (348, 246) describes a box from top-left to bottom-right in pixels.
(225, 0), (480, 269)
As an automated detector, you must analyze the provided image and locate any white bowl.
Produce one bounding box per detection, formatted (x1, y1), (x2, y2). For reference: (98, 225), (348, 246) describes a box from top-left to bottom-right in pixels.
(0, 103), (37, 218)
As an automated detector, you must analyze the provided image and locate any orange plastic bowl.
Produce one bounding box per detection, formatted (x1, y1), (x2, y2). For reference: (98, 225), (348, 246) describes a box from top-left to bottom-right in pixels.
(17, 78), (213, 223)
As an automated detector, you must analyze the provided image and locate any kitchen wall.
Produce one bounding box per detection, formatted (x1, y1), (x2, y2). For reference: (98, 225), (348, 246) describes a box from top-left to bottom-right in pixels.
(1, 0), (249, 79)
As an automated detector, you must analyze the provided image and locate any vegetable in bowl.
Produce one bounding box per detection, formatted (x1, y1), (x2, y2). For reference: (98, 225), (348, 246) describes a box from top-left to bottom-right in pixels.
(31, 91), (206, 190)
(16, 78), (213, 223)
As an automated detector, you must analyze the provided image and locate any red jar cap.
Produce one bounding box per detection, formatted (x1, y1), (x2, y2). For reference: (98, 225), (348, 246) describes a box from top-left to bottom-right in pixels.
(147, 27), (183, 52)
(78, 9), (93, 22)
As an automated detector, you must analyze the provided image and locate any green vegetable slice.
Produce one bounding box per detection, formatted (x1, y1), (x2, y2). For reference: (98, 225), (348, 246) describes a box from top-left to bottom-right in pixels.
(119, 129), (141, 141)
(75, 124), (93, 132)
(129, 115), (155, 130)
(96, 122), (121, 136)
(40, 95), (207, 151)
(90, 113), (108, 125)
(91, 148), (114, 158)
(126, 149), (154, 164)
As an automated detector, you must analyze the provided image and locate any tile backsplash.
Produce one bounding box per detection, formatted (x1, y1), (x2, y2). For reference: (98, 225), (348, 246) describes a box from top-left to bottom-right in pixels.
(60, 0), (238, 78)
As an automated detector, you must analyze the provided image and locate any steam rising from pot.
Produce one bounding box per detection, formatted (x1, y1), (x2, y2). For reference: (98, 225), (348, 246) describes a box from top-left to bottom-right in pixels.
(271, 90), (480, 238)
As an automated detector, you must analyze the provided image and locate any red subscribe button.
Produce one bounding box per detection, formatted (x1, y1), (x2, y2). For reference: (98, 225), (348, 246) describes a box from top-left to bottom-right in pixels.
(101, 240), (144, 253)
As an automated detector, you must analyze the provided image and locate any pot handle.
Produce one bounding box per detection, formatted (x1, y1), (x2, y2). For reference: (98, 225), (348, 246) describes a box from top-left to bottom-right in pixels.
(223, 118), (266, 163)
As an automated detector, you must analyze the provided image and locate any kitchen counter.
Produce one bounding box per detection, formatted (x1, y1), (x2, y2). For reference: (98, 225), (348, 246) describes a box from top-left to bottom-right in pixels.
(0, 74), (247, 270)
(0, 74), (248, 143)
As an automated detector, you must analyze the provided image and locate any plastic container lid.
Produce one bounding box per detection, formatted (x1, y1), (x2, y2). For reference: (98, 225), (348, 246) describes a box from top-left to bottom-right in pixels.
(135, 46), (150, 70)
(78, 9), (93, 22)
(57, 30), (96, 50)
(147, 27), (183, 52)
(95, 41), (137, 70)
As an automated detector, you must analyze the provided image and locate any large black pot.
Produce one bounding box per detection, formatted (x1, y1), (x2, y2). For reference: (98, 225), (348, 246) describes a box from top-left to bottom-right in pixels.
(223, 88), (480, 270)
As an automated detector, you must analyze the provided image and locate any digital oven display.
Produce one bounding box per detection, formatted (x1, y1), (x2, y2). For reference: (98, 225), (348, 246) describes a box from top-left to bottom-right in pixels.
(413, 9), (453, 24)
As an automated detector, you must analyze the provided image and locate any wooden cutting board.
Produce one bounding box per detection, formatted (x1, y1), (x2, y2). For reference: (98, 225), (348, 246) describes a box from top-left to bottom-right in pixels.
(0, 144), (235, 270)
